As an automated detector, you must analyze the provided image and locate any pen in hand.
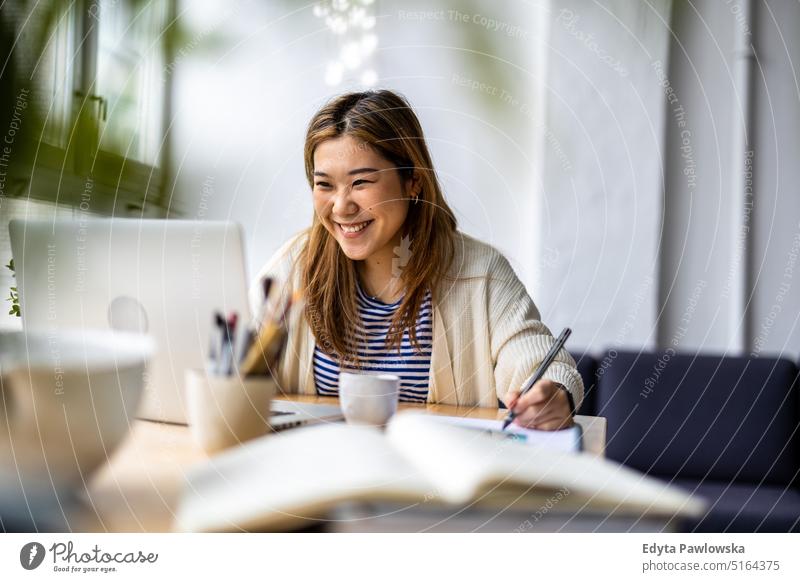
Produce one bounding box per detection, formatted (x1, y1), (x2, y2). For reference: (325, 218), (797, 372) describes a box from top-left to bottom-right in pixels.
(501, 327), (572, 430)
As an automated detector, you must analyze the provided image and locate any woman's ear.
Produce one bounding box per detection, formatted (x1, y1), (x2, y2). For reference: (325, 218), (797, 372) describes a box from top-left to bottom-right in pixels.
(407, 171), (423, 199)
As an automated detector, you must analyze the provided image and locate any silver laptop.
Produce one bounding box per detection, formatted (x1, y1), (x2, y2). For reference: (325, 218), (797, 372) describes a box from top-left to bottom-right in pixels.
(9, 218), (343, 429)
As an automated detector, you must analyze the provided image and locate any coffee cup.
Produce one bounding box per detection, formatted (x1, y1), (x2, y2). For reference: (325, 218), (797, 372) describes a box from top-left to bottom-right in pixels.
(338, 372), (400, 427)
(0, 329), (152, 490)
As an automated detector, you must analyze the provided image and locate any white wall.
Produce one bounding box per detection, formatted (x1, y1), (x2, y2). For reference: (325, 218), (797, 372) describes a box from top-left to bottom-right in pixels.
(658, 0), (800, 359)
(538, 0), (673, 350)
(541, 0), (800, 359)
(749, 0), (800, 358)
(657, 0), (738, 354)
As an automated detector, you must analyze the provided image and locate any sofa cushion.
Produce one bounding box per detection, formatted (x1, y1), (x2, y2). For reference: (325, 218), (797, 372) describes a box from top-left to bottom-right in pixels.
(597, 351), (799, 485)
(672, 479), (800, 532)
(570, 352), (597, 416)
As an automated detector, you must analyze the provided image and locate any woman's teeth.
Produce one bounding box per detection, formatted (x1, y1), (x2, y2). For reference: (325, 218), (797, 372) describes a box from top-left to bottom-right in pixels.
(339, 220), (372, 233)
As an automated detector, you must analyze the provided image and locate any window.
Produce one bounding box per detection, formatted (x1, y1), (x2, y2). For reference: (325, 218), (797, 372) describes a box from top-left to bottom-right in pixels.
(0, 0), (174, 214)
(95, 0), (169, 168)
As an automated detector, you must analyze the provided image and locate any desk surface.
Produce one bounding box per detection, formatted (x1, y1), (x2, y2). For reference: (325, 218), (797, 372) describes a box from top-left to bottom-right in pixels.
(82, 396), (606, 532)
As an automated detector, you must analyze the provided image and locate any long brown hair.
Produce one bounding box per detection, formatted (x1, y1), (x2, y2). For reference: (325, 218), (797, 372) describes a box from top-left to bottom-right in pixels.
(301, 90), (457, 366)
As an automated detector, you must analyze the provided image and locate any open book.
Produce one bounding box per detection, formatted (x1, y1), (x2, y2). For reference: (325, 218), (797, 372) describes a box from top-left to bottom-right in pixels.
(175, 412), (705, 532)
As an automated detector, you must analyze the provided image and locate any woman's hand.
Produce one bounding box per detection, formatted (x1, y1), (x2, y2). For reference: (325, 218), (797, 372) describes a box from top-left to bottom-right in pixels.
(503, 379), (574, 431)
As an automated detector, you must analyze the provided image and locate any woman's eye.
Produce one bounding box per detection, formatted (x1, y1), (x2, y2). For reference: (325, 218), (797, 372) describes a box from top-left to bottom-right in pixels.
(315, 182), (332, 189)
(352, 179), (372, 187)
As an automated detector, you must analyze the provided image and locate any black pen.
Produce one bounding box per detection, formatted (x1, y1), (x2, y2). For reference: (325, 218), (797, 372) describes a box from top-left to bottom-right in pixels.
(223, 312), (238, 376)
(256, 277), (273, 328)
(501, 327), (572, 430)
(212, 311), (226, 375)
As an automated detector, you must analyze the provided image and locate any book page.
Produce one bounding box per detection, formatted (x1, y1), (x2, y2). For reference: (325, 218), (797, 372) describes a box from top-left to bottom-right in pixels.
(175, 423), (433, 532)
(385, 412), (705, 517)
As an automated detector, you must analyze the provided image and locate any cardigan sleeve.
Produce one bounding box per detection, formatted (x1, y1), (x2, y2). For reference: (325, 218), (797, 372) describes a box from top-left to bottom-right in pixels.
(487, 252), (584, 408)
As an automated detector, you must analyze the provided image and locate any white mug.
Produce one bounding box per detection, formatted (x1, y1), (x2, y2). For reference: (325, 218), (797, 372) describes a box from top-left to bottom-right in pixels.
(338, 372), (400, 427)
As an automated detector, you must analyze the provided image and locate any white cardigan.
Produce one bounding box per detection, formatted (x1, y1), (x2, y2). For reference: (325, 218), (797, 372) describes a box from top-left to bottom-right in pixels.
(249, 231), (584, 408)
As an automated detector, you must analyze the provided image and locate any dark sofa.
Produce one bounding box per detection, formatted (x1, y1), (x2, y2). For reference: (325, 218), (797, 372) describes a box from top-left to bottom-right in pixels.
(578, 349), (800, 532)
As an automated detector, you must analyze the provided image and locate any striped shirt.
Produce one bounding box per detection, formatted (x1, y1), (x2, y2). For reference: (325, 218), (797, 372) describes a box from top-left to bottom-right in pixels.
(313, 283), (433, 403)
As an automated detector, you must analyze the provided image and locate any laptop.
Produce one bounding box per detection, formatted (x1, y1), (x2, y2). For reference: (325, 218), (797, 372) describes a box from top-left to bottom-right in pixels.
(9, 218), (343, 429)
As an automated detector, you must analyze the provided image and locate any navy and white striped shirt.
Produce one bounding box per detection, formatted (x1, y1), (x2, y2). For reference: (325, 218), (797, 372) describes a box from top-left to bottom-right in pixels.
(313, 282), (433, 403)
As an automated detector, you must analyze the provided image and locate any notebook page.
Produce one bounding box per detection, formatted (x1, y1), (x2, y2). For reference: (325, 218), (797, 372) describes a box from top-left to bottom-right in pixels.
(386, 412), (706, 517)
(428, 415), (582, 452)
(176, 423), (432, 532)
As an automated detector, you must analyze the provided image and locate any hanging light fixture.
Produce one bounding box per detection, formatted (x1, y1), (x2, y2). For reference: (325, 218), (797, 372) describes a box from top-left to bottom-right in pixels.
(314, 0), (379, 88)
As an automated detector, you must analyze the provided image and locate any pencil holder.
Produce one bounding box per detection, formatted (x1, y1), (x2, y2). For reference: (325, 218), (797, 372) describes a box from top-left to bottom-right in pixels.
(185, 369), (276, 454)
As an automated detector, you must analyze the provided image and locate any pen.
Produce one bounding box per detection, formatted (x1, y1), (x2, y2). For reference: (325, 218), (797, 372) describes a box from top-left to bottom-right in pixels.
(225, 312), (238, 376)
(501, 327), (572, 430)
(237, 328), (255, 366)
(207, 312), (221, 374)
(262, 277), (273, 306)
(213, 312), (226, 375)
(216, 312), (237, 376)
(253, 277), (273, 329)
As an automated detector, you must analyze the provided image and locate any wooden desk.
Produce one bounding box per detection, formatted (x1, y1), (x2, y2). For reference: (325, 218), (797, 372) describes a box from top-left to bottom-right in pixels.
(82, 396), (606, 532)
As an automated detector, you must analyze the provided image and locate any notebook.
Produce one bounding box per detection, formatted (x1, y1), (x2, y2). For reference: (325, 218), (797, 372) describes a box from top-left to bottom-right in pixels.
(174, 411), (705, 532)
(428, 415), (583, 451)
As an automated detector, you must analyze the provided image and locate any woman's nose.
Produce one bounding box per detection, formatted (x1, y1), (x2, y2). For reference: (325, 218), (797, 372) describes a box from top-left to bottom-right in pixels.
(331, 186), (358, 216)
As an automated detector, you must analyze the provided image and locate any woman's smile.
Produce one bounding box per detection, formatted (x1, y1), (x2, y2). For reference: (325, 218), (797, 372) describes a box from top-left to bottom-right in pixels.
(336, 219), (374, 237)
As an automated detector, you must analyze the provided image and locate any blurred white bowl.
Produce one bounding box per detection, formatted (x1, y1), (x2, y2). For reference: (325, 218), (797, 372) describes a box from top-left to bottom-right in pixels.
(0, 329), (153, 492)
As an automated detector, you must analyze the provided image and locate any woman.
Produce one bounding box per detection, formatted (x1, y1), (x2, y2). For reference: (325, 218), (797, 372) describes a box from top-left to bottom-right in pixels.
(252, 89), (582, 430)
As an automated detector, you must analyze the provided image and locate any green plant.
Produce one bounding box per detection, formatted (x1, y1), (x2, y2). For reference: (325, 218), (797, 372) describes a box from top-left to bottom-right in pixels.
(6, 258), (20, 317)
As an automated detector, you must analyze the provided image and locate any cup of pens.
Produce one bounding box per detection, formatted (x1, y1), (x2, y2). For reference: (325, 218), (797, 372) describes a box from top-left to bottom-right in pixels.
(185, 279), (298, 454)
(185, 369), (275, 454)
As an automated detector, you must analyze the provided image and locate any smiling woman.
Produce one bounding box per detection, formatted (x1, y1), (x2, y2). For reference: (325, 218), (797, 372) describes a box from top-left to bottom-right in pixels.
(252, 90), (584, 430)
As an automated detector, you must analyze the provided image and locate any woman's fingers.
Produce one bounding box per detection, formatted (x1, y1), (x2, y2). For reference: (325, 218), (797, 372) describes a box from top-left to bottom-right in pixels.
(510, 380), (572, 430)
(514, 409), (573, 430)
(503, 389), (520, 411)
(512, 405), (545, 427)
(513, 403), (559, 427)
(514, 380), (561, 411)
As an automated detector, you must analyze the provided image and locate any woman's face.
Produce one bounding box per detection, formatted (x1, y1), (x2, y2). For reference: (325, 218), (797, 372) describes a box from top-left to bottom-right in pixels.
(312, 135), (415, 262)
